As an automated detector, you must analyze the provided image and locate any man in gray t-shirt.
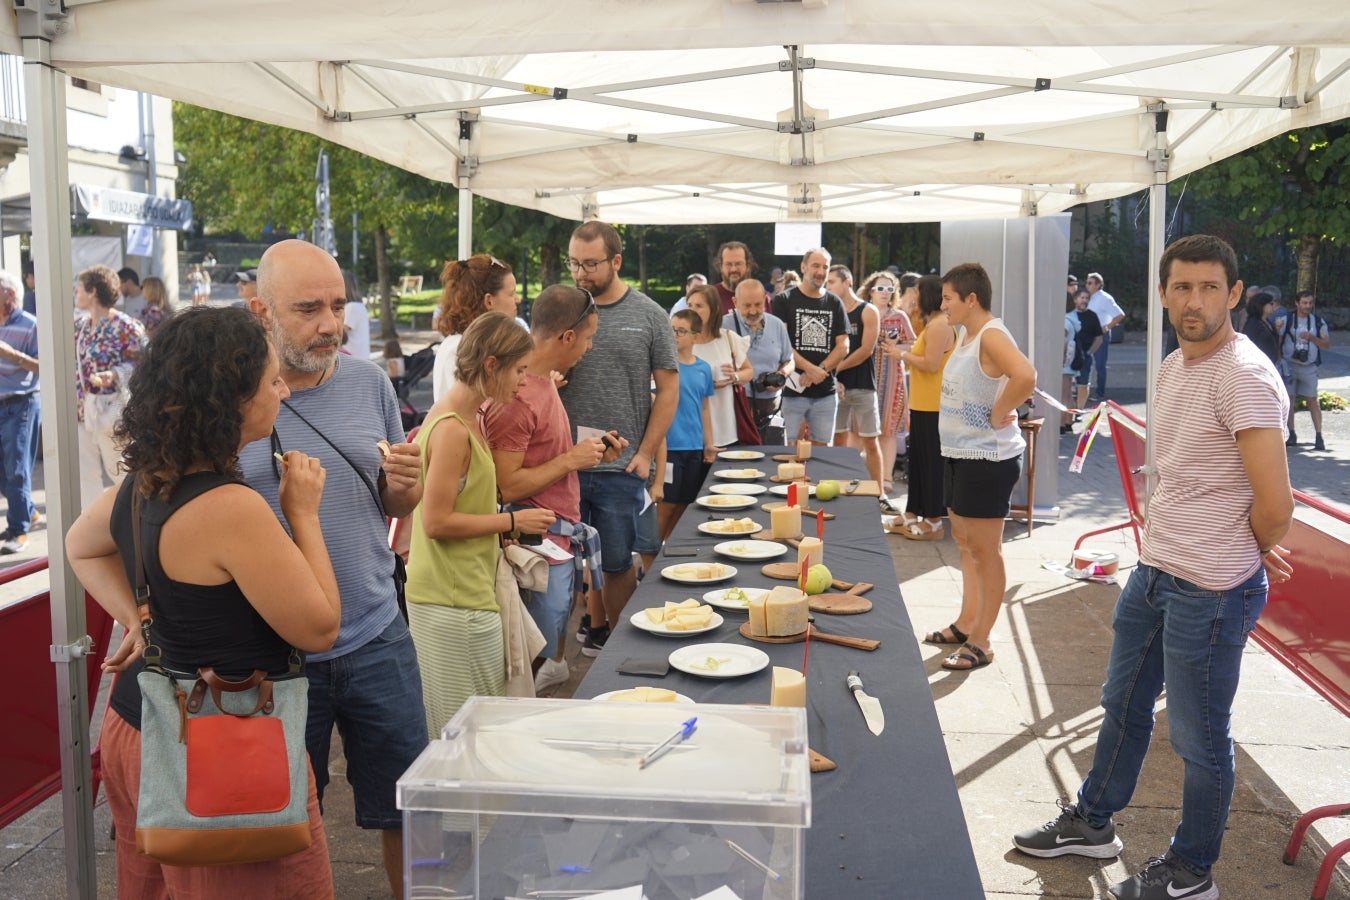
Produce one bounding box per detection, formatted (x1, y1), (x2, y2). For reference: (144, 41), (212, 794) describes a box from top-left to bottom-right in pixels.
(558, 221), (678, 649)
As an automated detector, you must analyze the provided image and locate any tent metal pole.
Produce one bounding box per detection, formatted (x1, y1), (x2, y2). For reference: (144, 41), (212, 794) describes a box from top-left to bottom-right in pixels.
(458, 114), (474, 257)
(1144, 107), (1169, 508)
(17, 10), (98, 897)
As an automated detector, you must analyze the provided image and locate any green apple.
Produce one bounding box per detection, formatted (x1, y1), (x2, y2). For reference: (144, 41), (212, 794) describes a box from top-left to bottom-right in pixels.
(804, 564), (833, 595)
(815, 479), (841, 501)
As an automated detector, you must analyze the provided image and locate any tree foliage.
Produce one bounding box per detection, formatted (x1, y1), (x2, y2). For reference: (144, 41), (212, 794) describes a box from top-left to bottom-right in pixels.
(1188, 123), (1350, 292)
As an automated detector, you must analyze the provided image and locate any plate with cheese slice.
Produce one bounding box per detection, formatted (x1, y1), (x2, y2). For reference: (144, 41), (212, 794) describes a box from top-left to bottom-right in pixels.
(714, 539), (788, 560)
(695, 494), (757, 510)
(660, 562), (737, 584)
(713, 467), (766, 480)
(631, 601), (724, 636)
(697, 517), (763, 536)
(702, 586), (769, 611)
(592, 687), (695, 704)
(717, 450), (766, 461)
(768, 482), (817, 497)
(669, 642), (771, 679)
(709, 483), (768, 496)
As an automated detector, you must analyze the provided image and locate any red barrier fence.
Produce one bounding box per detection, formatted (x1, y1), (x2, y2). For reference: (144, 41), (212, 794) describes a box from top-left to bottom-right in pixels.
(0, 560), (114, 829)
(1078, 406), (1350, 899)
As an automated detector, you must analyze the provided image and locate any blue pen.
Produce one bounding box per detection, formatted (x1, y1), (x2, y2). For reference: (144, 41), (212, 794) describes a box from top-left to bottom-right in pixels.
(558, 865), (592, 874)
(638, 717), (698, 769)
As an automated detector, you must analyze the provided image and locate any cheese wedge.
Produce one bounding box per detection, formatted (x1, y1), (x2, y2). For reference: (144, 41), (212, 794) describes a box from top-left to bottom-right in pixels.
(645, 607), (668, 624)
(606, 686), (678, 703)
(764, 586), (809, 636)
(770, 666), (806, 707)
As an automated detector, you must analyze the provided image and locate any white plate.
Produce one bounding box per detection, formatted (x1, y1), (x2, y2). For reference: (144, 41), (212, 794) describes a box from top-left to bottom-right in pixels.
(695, 494), (757, 510)
(591, 688), (695, 704)
(713, 468), (766, 480)
(669, 642), (771, 679)
(713, 539), (788, 560)
(630, 609), (725, 637)
(702, 586), (769, 611)
(769, 483), (817, 497)
(696, 518), (763, 536)
(717, 450), (766, 461)
(660, 562), (738, 584)
(709, 483), (767, 496)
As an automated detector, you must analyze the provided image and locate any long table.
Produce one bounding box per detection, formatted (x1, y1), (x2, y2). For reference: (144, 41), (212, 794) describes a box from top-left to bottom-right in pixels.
(578, 447), (984, 898)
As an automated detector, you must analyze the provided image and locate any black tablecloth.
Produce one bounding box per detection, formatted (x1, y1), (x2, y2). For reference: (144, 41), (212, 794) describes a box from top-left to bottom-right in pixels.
(578, 447), (984, 898)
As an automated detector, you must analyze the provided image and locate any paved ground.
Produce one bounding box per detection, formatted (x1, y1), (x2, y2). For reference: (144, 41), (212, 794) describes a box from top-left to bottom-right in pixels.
(2, 333), (1348, 899)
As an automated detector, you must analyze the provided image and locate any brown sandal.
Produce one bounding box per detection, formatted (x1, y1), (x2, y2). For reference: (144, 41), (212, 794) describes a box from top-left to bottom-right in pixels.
(941, 642), (995, 670)
(923, 623), (968, 645)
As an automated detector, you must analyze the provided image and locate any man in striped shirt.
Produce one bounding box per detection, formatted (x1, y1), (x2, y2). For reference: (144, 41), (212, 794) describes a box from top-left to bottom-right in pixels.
(1013, 235), (1293, 900)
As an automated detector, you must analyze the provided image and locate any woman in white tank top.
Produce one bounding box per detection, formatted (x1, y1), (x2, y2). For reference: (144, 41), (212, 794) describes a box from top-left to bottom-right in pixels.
(924, 264), (1036, 671)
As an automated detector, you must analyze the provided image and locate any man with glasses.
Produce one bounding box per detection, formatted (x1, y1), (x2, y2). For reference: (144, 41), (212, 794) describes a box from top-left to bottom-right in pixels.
(486, 284), (624, 692)
(238, 240), (426, 899)
(1085, 272), (1125, 402)
(724, 278), (794, 445)
(558, 221), (678, 655)
(776, 247), (849, 445)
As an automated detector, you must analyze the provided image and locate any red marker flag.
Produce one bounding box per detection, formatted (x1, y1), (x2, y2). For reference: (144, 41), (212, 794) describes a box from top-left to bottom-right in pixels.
(788, 482), (799, 508)
(816, 508), (825, 539)
(799, 556), (809, 592)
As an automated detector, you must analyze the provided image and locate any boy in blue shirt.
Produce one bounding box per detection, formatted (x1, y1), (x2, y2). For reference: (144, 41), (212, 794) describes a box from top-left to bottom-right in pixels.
(657, 310), (716, 539)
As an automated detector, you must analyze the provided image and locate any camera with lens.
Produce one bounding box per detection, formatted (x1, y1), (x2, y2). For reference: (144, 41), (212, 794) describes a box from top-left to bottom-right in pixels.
(752, 371), (787, 390)
(1293, 345), (1310, 363)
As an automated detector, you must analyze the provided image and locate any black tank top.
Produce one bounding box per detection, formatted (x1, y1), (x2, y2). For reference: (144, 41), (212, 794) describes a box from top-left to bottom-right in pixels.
(108, 472), (294, 730)
(838, 301), (876, 391)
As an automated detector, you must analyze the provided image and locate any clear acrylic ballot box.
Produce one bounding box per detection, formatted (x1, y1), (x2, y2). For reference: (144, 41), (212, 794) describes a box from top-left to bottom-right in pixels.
(398, 696), (810, 900)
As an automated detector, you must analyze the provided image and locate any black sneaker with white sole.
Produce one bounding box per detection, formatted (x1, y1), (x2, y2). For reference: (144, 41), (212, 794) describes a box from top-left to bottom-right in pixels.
(1108, 853), (1217, 900)
(575, 613), (591, 644)
(581, 624), (610, 658)
(1012, 799), (1124, 859)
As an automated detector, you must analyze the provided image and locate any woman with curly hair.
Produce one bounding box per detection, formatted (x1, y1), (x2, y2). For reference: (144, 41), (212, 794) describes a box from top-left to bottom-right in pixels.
(65, 306), (341, 898)
(74, 264), (147, 506)
(431, 254), (520, 401)
(866, 270), (917, 496)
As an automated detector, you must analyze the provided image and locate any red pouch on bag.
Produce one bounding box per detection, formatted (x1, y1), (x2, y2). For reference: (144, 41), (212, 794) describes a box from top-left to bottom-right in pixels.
(185, 715), (291, 816)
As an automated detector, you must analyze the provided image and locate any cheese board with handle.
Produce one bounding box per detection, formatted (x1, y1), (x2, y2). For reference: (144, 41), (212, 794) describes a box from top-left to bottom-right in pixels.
(738, 621), (880, 651)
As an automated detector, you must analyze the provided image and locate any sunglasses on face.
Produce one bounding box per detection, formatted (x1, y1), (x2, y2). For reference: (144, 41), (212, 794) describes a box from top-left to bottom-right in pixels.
(873, 284), (896, 293)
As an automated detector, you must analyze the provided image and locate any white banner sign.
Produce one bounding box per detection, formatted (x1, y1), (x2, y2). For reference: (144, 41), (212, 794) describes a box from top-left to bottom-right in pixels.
(71, 184), (193, 230)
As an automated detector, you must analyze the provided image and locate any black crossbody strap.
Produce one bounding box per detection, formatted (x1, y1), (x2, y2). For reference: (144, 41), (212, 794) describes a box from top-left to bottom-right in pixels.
(280, 399), (386, 518)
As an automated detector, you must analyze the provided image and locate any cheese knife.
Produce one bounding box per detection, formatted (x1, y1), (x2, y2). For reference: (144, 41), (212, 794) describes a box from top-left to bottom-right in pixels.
(846, 670), (885, 735)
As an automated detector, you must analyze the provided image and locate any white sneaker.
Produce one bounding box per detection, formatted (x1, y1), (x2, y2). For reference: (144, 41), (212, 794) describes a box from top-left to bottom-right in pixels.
(534, 658), (570, 693)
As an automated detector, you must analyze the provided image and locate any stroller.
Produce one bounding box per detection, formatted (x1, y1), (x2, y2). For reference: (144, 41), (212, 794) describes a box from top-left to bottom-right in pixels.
(390, 343), (438, 432)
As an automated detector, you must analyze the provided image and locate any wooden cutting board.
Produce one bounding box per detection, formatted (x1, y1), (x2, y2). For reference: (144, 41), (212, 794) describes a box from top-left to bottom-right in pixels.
(760, 501), (836, 520)
(738, 621), (880, 651)
(809, 581), (875, 615)
(810, 748), (837, 772)
(750, 529), (803, 544)
(761, 562), (855, 589)
(843, 479), (882, 497)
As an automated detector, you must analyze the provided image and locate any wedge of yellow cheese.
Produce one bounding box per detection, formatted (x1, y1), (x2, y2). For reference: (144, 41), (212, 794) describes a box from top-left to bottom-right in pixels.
(606, 686), (678, 703)
(770, 666), (806, 707)
(764, 586), (809, 637)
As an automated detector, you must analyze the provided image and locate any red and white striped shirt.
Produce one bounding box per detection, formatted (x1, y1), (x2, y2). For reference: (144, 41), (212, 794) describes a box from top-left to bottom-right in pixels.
(1140, 334), (1289, 590)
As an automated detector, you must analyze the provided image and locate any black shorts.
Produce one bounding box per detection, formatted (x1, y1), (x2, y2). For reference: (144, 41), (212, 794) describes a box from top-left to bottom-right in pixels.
(943, 456), (1022, 519)
(665, 450), (710, 505)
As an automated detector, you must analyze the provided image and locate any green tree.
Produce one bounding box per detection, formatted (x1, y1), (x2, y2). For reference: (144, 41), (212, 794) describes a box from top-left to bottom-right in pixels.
(1189, 123), (1350, 295)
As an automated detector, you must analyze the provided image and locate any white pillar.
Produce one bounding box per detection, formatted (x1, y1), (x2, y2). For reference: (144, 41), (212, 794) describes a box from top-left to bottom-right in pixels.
(19, 17), (99, 898)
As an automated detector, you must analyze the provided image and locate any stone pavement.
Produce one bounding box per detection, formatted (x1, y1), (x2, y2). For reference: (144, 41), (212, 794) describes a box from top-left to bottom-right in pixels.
(2, 334), (1348, 898)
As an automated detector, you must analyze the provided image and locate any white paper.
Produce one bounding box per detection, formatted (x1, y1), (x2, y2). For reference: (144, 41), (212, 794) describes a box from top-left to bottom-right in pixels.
(524, 538), (573, 563)
(641, 489), (655, 514)
(576, 425), (607, 443)
(693, 887), (745, 900)
(584, 886), (647, 900)
(664, 462), (674, 485)
(784, 372), (804, 394)
(125, 224), (154, 256)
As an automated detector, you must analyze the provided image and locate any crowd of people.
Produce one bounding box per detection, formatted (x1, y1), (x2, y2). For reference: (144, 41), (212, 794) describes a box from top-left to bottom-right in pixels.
(0, 224), (1311, 899)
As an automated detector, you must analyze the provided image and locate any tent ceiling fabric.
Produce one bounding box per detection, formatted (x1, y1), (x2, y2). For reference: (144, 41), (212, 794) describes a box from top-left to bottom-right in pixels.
(5, 1), (1349, 224)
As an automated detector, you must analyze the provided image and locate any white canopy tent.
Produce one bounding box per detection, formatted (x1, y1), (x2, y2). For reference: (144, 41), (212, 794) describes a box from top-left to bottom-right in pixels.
(6, 1), (1349, 894)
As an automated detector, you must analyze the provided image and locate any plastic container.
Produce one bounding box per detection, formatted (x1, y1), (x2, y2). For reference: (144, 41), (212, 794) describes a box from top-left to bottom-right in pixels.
(398, 696), (811, 900)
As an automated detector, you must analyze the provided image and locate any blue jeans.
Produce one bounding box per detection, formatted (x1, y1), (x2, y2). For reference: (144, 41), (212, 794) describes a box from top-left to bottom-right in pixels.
(577, 469), (644, 574)
(1076, 564), (1268, 872)
(527, 559), (574, 658)
(304, 615), (428, 829)
(0, 392), (38, 535)
(781, 393), (839, 444)
(1091, 337), (1110, 397)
